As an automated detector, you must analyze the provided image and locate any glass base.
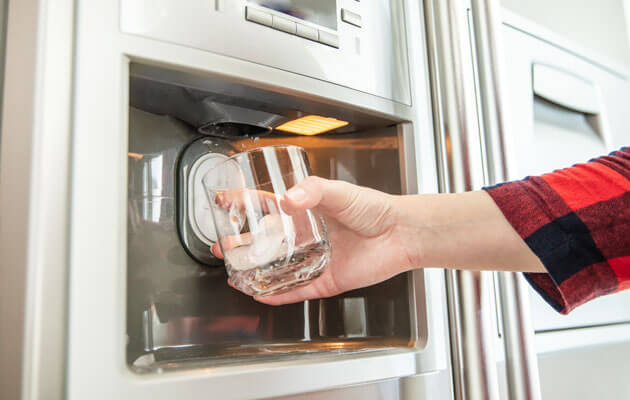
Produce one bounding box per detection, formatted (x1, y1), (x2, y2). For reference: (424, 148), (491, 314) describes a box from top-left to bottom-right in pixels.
(228, 241), (330, 297)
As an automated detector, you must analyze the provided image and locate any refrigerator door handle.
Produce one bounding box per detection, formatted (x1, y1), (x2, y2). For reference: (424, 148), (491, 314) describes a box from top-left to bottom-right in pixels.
(424, 0), (500, 399)
(470, 1), (543, 400)
(532, 63), (601, 115)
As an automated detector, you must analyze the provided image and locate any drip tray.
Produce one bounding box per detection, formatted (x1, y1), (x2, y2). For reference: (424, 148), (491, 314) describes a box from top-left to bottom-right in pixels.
(131, 338), (415, 373)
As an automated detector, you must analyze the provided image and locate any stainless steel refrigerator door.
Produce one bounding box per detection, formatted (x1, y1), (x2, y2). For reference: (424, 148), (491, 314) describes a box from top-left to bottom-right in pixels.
(424, 1), (523, 400)
(500, 10), (630, 400)
(0, 1), (74, 400)
(63, 1), (453, 399)
(468, 2), (542, 399)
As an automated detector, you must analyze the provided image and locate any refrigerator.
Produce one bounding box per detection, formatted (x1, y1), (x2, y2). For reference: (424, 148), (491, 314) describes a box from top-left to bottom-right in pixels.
(1, 0), (627, 399)
(1, 1), (452, 399)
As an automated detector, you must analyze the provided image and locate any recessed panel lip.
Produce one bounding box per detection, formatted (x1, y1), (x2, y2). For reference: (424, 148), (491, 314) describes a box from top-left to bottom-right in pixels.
(132, 344), (423, 374)
(115, 348), (429, 400)
(122, 42), (414, 109)
(127, 61), (414, 126)
(122, 346), (420, 377)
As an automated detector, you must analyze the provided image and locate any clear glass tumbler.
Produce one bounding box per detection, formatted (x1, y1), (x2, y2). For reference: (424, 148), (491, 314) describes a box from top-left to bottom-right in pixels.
(202, 145), (331, 297)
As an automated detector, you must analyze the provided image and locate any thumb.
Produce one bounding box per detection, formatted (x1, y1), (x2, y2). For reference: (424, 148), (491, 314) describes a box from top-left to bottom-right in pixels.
(281, 176), (359, 217)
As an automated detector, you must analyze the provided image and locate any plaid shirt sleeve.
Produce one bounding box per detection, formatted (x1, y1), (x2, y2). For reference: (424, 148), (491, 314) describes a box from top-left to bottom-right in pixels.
(483, 147), (630, 314)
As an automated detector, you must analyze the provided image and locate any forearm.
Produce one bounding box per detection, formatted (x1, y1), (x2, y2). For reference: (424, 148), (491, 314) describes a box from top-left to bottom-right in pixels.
(394, 191), (545, 273)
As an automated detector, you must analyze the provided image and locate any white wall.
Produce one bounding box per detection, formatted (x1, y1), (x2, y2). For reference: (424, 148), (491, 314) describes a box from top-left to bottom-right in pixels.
(501, 0), (630, 68)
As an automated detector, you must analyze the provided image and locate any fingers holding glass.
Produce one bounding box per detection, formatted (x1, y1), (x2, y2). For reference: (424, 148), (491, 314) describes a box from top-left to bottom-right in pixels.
(202, 146), (331, 297)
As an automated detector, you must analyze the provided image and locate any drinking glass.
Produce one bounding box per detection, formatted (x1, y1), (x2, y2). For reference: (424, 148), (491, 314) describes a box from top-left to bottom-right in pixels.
(202, 145), (331, 297)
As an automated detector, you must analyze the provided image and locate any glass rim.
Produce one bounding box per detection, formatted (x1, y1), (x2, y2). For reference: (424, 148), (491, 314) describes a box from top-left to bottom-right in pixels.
(202, 144), (309, 190)
(226, 144), (306, 160)
(209, 144), (306, 170)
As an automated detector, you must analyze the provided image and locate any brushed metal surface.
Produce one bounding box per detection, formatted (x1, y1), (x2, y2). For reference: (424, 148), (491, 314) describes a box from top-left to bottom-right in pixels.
(471, 1), (542, 399)
(424, 0), (500, 399)
(120, 0), (411, 104)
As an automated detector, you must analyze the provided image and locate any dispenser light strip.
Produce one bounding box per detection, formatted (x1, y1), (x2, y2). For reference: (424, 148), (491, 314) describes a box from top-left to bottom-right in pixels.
(274, 115), (349, 135)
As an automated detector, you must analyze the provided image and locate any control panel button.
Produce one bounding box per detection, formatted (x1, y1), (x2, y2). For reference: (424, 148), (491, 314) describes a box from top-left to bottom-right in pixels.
(272, 15), (297, 34)
(296, 23), (318, 41)
(245, 6), (272, 27)
(341, 9), (362, 27)
(318, 30), (339, 48)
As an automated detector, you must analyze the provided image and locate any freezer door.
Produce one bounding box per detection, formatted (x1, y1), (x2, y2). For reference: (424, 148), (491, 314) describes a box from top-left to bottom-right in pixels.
(500, 14), (630, 400)
(501, 22), (630, 332)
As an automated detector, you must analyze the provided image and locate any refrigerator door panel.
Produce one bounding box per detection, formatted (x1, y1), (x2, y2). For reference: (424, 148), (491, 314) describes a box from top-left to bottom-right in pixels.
(501, 19), (630, 333)
(500, 12), (630, 400)
(64, 1), (452, 399)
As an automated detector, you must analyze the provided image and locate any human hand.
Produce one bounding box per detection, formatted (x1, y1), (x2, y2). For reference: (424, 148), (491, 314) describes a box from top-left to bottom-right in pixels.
(211, 177), (416, 305)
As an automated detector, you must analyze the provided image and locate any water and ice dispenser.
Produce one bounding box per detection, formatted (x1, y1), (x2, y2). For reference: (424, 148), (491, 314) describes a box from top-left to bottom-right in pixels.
(126, 65), (420, 370)
(0, 0), (452, 398)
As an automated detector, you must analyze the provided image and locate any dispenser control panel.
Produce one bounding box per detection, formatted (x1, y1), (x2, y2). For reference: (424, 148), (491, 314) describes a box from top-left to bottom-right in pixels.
(120, 0), (411, 105)
(245, 0), (355, 48)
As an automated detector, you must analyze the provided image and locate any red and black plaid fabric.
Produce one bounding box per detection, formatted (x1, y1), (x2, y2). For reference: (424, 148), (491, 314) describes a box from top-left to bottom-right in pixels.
(484, 147), (630, 314)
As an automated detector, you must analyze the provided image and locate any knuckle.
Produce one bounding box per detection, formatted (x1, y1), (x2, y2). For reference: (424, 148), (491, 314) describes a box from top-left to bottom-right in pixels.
(337, 185), (361, 218)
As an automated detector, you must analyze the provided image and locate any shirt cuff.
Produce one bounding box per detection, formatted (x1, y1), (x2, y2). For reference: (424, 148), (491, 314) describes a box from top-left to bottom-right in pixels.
(483, 182), (617, 314)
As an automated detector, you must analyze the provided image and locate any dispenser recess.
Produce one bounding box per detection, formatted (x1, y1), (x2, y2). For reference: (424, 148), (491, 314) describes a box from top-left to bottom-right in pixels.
(126, 64), (422, 372)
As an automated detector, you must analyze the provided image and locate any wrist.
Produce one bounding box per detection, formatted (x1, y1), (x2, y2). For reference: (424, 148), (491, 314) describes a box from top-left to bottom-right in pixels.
(391, 192), (477, 271)
(390, 194), (432, 272)
(392, 191), (543, 273)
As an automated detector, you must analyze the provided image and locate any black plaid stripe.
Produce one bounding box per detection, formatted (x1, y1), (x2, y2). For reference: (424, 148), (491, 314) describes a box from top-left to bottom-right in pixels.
(525, 212), (606, 285)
